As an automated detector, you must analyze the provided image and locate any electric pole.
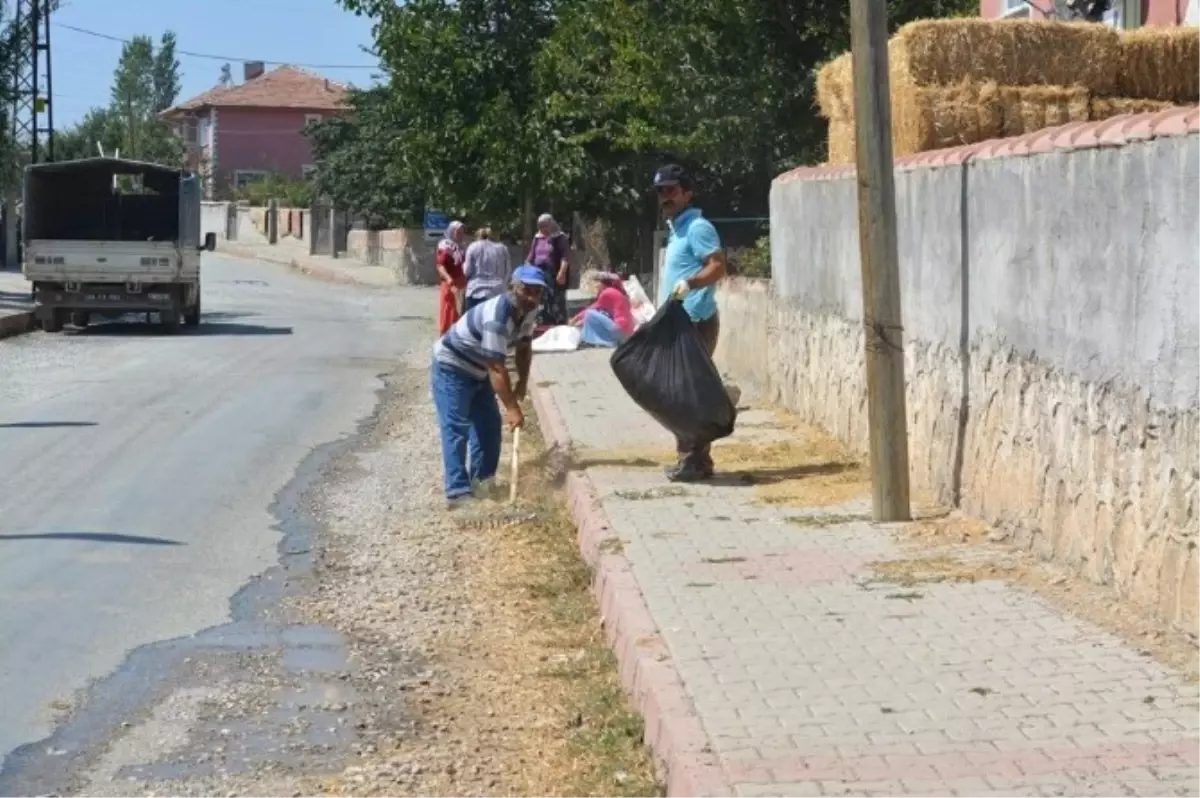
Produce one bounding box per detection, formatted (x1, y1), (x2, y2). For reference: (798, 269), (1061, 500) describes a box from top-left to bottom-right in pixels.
(849, 0), (912, 522)
(10, 0), (55, 165)
(5, 0), (54, 268)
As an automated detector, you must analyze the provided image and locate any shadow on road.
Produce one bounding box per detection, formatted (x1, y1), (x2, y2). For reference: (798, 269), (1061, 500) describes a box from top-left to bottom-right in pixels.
(79, 321), (293, 337)
(0, 421), (97, 429)
(0, 532), (184, 546)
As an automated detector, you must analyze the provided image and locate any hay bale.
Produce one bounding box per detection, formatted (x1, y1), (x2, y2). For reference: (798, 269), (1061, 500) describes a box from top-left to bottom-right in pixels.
(890, 18), (1121, 94)
(891, 81), (1007, 154)
(825, 81), (1106, 161)
(826, 117), (856, 165)
(825, 82), (1000, 161)
(1115, 26), (1199, 103)
(816, 53), (854, 121)
(994, 85), (1090, 137)
(1089, 96), (1176, 120)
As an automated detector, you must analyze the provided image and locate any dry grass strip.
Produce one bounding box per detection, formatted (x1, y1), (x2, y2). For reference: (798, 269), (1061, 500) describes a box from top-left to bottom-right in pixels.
(575, 410), (871, 508)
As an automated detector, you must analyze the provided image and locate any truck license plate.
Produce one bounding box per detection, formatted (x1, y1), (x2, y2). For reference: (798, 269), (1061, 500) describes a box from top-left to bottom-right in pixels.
(86, 293), (125, 301)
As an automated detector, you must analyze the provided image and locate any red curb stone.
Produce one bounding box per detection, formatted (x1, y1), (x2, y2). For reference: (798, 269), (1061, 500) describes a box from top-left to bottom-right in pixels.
(529, 381), (734, 797)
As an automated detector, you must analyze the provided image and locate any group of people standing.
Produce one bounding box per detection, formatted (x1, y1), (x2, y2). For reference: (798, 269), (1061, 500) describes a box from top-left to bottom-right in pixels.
(435, 213), (573, 336)
(429, 162), (730, 506)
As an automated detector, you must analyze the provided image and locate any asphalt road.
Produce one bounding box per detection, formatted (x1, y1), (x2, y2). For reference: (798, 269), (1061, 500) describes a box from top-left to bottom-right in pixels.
(0, 254), (425, 773)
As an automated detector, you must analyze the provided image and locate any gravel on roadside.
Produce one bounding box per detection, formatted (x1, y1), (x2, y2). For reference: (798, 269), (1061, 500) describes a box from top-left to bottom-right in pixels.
(71, 339), (659, 797)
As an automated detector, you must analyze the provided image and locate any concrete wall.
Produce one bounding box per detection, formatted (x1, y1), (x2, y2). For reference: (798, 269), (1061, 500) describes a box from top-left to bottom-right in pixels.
(713, 111), (1199, 631)
(200, 202), (229, 240)
(344, 229), (529, 286)
(345, 229), (440, 285)
(233, 205), (269, 245)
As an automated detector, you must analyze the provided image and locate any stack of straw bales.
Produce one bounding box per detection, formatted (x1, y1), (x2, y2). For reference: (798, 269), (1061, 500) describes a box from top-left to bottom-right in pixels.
(817, 18), (1199, 165)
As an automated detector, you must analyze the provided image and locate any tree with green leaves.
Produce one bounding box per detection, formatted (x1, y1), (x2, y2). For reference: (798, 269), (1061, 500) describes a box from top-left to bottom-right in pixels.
(306, 86), (422, 229)
(56, 30), (183, 165)
(337, 0), (563, 237)
(152, 32), (181, 114)
(536, 0), (978, 222)
(52, 107), (122, 160)
(330, 0), (977, 245)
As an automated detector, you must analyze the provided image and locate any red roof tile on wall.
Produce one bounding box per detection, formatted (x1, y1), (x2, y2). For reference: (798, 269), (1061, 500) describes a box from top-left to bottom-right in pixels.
(775, 107), (1200, 184)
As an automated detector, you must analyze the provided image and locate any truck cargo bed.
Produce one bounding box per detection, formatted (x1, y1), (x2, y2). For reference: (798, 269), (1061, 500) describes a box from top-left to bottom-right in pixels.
(24, 240), (191, 283)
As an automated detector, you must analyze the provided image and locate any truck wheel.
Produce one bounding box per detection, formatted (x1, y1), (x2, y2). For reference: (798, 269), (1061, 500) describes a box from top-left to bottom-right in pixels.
(70, 311), (90, 329)
(41, 311), (63, 333)
(183, 298), (201, 327)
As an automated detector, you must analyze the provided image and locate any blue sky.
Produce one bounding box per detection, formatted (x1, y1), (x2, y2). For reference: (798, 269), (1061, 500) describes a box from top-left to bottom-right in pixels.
(49, 0), (380, 127)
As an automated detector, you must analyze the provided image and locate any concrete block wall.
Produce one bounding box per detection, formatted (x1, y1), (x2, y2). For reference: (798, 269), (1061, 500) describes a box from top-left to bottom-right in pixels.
(233, 205), (268, 245)
(200, 202), (229, 240)
(344, 229), (529, 286)
(346, 228), (439, 285)
(278, 208), (308, 245)
(713, 108), (1200, 631)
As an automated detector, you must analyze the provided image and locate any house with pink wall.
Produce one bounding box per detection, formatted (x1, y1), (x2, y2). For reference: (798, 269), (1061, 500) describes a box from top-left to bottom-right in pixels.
(980, 0), (1198, 25)
(160, 63), (347, 199)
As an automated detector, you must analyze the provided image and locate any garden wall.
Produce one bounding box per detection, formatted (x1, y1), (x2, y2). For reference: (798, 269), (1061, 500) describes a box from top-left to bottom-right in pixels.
(714, 109), (1199, 630)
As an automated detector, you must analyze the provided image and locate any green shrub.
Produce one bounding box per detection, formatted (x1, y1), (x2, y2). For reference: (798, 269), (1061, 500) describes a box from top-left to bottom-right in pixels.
(233, 171), (313, 208)
(733, 235), (770, 279)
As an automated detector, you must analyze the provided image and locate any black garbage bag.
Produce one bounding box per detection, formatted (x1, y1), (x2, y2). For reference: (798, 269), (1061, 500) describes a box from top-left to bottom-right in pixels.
(609, 299), (737, 445)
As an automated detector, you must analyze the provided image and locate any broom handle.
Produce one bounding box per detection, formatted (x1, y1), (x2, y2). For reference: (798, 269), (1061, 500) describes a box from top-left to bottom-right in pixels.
(509, 427), (521, 504)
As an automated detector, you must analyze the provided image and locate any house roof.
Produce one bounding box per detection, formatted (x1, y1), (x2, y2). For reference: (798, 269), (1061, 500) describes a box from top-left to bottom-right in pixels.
(161, 65), (348, 117)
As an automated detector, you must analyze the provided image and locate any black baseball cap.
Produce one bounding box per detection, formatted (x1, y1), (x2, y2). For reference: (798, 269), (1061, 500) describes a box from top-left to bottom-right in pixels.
(653, 164), (693, 190)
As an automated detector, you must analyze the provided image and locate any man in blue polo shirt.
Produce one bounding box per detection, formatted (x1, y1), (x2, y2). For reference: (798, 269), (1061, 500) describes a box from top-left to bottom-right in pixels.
(432, 264), (546, 507)
(655, 163), (729, 482)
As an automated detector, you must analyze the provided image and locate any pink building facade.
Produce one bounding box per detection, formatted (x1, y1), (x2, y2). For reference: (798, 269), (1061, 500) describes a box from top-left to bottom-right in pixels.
(208, 107), (332, 193)
(980, 0), (1198, 25)
(162, 64), (346, 199)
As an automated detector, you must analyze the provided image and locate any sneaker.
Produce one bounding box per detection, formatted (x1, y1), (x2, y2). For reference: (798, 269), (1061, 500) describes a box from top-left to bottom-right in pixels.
(446, 494), (475, 511)
(664, 462), (714, 483)
(472, 478), (499, 500)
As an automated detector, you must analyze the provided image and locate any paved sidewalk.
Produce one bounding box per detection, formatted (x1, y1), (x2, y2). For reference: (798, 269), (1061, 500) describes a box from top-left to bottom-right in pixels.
(0, 268), (34, 338)
(217, 241), (399, 288)
(531, 348), (1200, 798)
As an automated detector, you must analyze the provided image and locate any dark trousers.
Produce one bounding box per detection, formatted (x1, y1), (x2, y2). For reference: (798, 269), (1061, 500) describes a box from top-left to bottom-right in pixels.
(535, 266), (568, 326)
(676, 312), (721, 470)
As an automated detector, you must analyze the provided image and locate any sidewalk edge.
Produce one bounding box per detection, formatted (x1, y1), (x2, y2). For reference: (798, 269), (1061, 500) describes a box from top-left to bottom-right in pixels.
(216, 243), (386, 288)
(529, 379), (732, 798)
(0, 310), (35, 340)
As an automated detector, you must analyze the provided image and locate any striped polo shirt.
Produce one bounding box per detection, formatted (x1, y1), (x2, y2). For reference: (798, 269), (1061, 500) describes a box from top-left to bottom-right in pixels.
(433, 293), (537, 380)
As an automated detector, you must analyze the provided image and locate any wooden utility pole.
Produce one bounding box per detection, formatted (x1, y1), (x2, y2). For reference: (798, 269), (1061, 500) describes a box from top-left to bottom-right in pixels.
(849, 0), (911, 522)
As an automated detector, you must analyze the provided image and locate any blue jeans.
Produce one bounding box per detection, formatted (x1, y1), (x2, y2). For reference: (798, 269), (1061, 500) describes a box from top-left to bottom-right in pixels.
(579, 308), (628, 348)
(431, 360), (503, 498)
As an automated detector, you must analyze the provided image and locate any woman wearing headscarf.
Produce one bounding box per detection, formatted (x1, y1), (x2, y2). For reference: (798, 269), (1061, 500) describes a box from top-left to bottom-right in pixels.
(570, 271), (634, 347)
(463, 226), (511, 312)
(525, 213), (570, 326)
(436, 220), (468, 335)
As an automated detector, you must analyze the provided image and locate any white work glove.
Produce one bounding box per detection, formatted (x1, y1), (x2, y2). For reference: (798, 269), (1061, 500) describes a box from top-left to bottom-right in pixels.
(671, 279), (692, 300)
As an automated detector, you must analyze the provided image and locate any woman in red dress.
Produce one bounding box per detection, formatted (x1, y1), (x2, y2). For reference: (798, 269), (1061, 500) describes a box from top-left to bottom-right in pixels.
(435, 221), (467, 334)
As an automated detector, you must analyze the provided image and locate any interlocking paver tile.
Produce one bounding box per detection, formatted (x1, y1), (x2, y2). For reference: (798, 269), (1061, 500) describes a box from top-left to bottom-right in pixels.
(533, 349), (1200, 797)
